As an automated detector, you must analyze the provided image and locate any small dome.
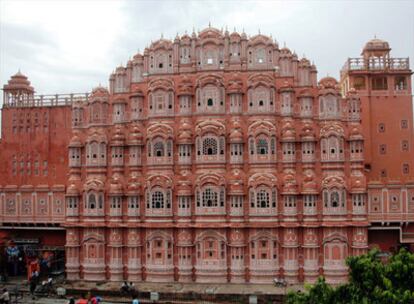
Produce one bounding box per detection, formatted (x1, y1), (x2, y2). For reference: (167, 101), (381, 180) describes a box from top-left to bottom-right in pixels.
(109, 175), (123, 194)
(111, 126), (125, 145)
(350, 127), (363, 140)
(3, 70), (34, 92)
(178, 130), (192, 144)
(229, 129), (243, 143)
(66, 183), (80, 196)
(126, 175), (141, 194)
(115, 66), (126, 74)
(318, 76), (338, 89)
(228, 181), (244, 195)
(91, 86), (109, 97)
(69, 133), (82, 147)
(199, 26), (222, 38)
(128, 126), (143, 145)
(363, 38), (390, 52)
(280, 47), (292, 55)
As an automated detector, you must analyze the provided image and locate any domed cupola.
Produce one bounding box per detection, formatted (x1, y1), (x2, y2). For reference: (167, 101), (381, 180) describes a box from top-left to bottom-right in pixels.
(3, 70), (35, 106)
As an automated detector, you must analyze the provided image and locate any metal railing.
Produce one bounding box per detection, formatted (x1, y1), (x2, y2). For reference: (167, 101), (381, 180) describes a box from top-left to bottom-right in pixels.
(342, 57), (409, 72)
(4, 93), (89, 108)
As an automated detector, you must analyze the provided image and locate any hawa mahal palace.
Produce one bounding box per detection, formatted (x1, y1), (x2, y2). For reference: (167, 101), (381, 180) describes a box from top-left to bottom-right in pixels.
(0, 26), (413, 284)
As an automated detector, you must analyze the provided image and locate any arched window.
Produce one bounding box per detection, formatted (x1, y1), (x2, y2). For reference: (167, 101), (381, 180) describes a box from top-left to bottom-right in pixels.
(250, 187), (277, 212)
(321, 136), (344, 161)
(146, 188), (172, 216)
(323, 188), (346, 211)
(196, 186), (225, 209)
(197, 85), (224, 113)
(319, 95), (340, 119)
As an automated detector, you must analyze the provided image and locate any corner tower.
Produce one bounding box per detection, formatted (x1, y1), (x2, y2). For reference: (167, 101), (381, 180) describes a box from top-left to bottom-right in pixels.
(341, 39), (414, 250)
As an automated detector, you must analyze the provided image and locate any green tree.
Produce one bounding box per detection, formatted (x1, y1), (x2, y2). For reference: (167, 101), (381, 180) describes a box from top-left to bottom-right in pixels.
(286, 248), (414, 304)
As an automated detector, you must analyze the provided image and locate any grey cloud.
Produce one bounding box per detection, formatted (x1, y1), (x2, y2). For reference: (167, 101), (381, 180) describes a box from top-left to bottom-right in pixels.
(1, 0), (413, 99)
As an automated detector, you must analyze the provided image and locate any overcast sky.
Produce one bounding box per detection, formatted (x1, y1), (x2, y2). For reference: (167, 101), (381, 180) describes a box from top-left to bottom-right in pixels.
(1, 0), (413, 99)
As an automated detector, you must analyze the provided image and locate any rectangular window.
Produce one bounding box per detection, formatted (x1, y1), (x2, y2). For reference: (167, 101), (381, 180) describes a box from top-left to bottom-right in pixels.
(353, 76), (365, 90)
(395, 76), (407, 91)
(403, 164), (410, 174)
(379, 144), (386, 155)
(401, 120), (408, 129)
(378, 123), (385, 133)
(402, 140), (409, 152)
(372, 77), (388, 90)
(381, 169), (387, 177)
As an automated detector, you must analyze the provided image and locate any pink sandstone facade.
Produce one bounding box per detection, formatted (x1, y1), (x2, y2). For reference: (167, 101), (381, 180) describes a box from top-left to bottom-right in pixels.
(0, 27), (413, 284)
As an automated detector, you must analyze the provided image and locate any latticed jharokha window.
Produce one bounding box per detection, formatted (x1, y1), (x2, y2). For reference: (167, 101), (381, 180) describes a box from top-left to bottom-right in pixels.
(146, 189), (171, 210)
(202, 188), (218, 207)
(323, 189), (346, 208)
(256, 189), (270, 208)
(249, 188), (275, 208)
(256, 138), (268, 155)
(196, 187), (225, 208)
(153, 141), (164, 157)
(203, 137), (218, 155)
(151, 191), (164, 209)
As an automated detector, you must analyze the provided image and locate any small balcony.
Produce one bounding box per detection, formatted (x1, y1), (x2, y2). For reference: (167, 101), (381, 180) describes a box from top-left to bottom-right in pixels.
(196, 154), (225, 164)
(249, 207), (277, 216)
(147, 156), (173, 166)
(249, 154), (277, 164)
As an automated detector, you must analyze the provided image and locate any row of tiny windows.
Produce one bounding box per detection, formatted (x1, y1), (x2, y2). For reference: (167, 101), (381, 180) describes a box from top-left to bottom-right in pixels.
(11, 158), (48, 176)
(69, 192), (365, 211)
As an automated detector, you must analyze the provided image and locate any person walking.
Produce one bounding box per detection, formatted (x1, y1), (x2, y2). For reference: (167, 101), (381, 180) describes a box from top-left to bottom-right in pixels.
(29, 270), (39, 299)
(0, 288), (10, 304)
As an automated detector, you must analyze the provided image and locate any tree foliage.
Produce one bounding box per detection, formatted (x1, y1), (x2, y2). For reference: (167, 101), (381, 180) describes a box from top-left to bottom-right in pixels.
(286, 248), (414, 304)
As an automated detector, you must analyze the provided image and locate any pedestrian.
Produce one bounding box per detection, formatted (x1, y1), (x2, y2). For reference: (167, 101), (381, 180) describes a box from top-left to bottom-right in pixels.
(89, 294), (101, 304)
(0, 288), (10, 304)
(67, 298), (75, 304)
(29, 271), (38, 298)
(132, 294), (139, 304)
(76, 293), (88, 304)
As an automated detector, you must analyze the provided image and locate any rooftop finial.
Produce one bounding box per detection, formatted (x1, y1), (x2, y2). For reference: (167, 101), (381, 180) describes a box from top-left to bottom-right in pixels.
(208, 21), (211, 28)
(374, 33), (377, 39)
(234, 27), (236, 32)
(161, 33), (164, 39)
(258, 28), (261, 35)
(284, 41), (286, 48)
